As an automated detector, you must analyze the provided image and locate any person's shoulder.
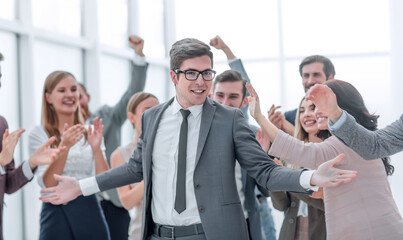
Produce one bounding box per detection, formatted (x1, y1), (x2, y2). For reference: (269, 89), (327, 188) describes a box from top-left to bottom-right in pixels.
(28, 125), (47, 138)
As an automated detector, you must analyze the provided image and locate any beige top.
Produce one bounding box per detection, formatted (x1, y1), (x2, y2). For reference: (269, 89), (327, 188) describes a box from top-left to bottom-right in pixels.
(119, 142), (143, 240)
(269, 130), (403, 240)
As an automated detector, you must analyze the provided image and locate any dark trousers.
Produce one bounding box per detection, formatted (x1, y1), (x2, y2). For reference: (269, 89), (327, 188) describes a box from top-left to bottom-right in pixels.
(101, 199), (131, 240)
(39, 195), (110, 240)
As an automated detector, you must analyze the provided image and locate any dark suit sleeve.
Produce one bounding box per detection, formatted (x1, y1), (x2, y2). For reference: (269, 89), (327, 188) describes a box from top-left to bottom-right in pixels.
(0, 117), (29, 194)
(4, 161), (29, 194)
(233, 109), (309, 193)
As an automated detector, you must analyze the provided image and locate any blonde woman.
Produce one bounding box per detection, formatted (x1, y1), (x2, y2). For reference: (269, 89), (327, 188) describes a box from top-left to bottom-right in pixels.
(28, 71), (110, 240)
(110, 92), (158, 240)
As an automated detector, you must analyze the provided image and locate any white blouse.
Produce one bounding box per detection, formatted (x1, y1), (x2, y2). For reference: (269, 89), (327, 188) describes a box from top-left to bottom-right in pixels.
(28, 125), (105, 189)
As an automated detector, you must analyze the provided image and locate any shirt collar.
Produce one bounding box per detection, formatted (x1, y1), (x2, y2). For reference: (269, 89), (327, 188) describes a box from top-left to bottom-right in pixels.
(172, 96), (203, 118)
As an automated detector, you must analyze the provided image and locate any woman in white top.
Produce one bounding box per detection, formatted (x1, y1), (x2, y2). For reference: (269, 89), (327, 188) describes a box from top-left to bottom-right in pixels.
(28, 71), (110, 240)
(110, 92), (158, 240)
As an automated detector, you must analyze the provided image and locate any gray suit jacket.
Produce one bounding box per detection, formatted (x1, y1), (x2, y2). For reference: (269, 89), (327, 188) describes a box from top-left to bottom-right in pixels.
(95, 97), (309, 240)
(332, 111), (403, 160)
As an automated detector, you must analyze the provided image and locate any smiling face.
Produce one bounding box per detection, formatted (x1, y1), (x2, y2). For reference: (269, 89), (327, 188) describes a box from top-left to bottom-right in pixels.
(170, 55), (213, 108)
(299, 99), (319, 135)
(213, 81), (247, 108)
(45, 76), (79, 117)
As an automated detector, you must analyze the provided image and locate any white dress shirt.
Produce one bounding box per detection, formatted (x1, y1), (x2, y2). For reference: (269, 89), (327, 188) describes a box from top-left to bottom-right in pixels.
(151, 97), (203, 226)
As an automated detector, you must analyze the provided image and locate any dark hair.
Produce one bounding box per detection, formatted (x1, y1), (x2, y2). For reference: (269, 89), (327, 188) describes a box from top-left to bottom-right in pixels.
(169, 38), (213, 70)
(213, 70), (247, 99)
(325, 80), (394, 176)
(0, 53), (4, 61)
(299, 55), (335, 80)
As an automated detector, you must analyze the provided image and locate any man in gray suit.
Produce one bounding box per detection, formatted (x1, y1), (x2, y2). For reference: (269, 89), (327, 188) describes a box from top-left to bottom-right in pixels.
(306, 83), (403, 160)
(40, 38), (357, 240)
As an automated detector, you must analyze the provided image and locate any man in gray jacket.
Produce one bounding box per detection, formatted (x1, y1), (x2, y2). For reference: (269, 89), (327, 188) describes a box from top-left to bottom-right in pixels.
(40, 38), (357, 240)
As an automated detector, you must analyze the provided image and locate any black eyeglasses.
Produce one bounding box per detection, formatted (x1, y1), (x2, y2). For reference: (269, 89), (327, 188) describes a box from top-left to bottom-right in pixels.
(174, 69), (216, 81)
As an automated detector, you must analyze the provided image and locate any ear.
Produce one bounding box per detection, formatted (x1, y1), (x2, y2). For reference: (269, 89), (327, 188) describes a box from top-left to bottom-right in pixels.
(170, 70), (179, 85)
(86, 93), (91, 102)
(240, 97), (248, 108)
(127, 112), (136, 125)
(328, 74), (334, 81)
(45, 92), (52, 104)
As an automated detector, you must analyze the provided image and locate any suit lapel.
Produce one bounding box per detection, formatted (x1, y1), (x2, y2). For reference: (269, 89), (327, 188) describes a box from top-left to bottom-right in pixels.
(195, 98), (216, 166)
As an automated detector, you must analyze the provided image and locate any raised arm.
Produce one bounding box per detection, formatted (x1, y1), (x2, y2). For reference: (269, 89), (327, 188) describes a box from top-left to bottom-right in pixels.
(246, 83), (279, 142)
(106, 35), (149, 126)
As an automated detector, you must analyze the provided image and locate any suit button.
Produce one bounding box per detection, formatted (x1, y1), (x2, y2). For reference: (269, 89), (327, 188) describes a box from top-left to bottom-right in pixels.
(289, 218), (294, 224)
(195, 184), (201, 189)
(199, 206), (205, 213)
(291, 202), (297, 207)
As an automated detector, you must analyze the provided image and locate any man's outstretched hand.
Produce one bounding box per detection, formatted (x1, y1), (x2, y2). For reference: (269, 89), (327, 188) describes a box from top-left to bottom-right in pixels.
(40, 174), (82, 205)
(311, 154), (357, 187)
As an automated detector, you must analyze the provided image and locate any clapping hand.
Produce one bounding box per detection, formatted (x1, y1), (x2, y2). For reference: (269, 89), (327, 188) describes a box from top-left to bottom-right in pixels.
(60, 123), (85, 149)
(0, 128), (25, 167)
(29, 137), (67, 170)
(88, 117), (104, 151)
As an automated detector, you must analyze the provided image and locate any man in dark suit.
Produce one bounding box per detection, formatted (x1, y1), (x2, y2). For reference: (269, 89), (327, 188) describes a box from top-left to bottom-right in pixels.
(0, 52), (62, 239)
(40, 39), (356, 240)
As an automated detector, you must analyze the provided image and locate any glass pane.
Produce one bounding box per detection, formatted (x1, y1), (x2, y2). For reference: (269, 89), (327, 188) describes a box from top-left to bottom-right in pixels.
(98, 0), (128, 47)
(282, 0), (390, 56)
(0, 0), (15, 20)
(99, 56), (131, 146)
(32, 0), (81, 37)
(0, 31), (23, 240)
(175, 0), (279, 60)
(33, 40), (83, 125)
(138, 0), (165, 58)
(143, 65), (172, 102)
(331, 56), (391, 126)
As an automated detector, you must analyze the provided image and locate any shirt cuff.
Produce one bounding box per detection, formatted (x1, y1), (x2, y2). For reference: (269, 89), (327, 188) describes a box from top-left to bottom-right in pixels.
(22, 161), (34, 180)
(328, 110), (347, 131)
(300, 170), (319, 191)
(0, 164), (5, 175)
(227, 58), (239, 64)
(79, 176), (100, 196)
(133, 54), (146, 66)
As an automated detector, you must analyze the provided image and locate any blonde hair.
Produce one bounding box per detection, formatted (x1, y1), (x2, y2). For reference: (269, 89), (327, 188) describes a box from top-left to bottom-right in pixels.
(41, 71), (86, 147)
(285, 98), (309, 169)
(127, 92), (157, 128)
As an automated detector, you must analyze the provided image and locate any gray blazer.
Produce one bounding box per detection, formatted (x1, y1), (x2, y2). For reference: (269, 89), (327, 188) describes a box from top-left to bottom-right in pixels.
(95, 97), (309, 240)
(332, 111), (403, 160)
